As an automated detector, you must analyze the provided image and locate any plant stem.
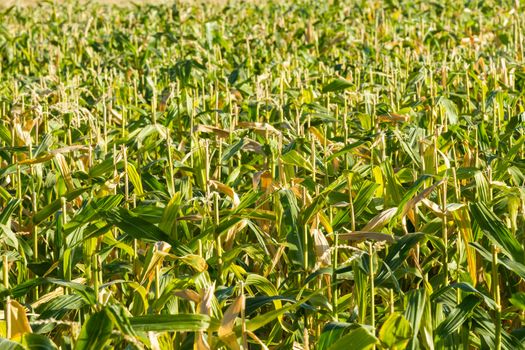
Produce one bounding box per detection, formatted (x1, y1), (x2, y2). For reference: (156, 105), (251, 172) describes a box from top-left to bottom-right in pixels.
(368, 242), (375, 331)
(3, 256), (10, 339)
(492, 245), (501, 350)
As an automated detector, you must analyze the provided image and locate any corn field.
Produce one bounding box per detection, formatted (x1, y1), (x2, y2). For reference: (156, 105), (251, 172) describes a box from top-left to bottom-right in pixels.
(0, 0), (524, 349)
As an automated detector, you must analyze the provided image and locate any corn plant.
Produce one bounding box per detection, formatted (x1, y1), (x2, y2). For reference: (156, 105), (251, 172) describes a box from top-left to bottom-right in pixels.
(0, 0), (524, 349)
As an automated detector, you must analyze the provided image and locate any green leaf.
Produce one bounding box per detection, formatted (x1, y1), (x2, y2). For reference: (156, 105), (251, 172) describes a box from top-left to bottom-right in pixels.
(437, 96), (458, 125)
(21, 333), (58, 349)
(89, 157), (123, 178)
(245, 291), (318, 332)
(470, 202), (524, 262)
(280, 150), (313, 172)
(0, 124), (12, 145)
(33, 187), (88, 225)
(436, 294), (481, 338)
(510, 292), (525, 310)
(0, 199), (21, 225)
(130, 314), (210, 332)
(404, 288), (427, 350)
(222, 138), (244, 162)
(318, 323), (352, 350)
(322, 78), (353, 93)
(376, 233), (426, 285)
(327, 140), (367, 161)
(101, 208), (190, 255)
(0, 338), (24, 350)
(379, 312), (412, 349)
(126, 162), (144, 196)
(46, 278), (96, 305)
(245, 274), (279, 296)
(76, 309), (114, 350)
(327, 326), (377, 350)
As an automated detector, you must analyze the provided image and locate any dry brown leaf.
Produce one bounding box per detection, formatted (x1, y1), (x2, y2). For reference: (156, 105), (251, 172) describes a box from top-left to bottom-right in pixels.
(173, 289), (201, 304)
(362, 207), (397, 232)
(199, 283), (215, 316)
(148, 331), (161, 350)
(401, 180), (444, 222)
(225, 219), (248, 250)
(378, 113), (409, 123)
(338, 231), (395, 243)
(312, 228), (331, 267)
(237, 122), (281, 136)
(194, 124), (230, 139)
(195, 331), (211, 350)
(247, 330), (269, 350)
(243, 139), (264, 154)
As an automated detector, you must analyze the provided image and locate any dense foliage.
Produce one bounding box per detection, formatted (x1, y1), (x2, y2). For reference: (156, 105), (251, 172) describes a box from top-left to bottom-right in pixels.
(0, 0), (524, 348)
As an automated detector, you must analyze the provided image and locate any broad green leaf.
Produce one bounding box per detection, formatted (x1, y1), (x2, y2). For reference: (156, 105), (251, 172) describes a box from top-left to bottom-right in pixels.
(126, 162), (144, 196)
(0, 338), (24, 350)
(0, 199), (21, 225)
(245, 292), (318, 332)
(322, 78), (353, 93)
(101, 208), (190, 255)
(510, 292), (525, 310)
(379, 312), (412, 349)
(280, 150), (313, 172)
(470, 203), (524, 262)
(130, 314), (210, 332)
(436, 295), (481, 337)
(327, 326), (377, 350)
(21, 333), (58, 349)
(76, 309), (114, 350)
(376, 233), (426, 285)
(33, 187), (88, 225)
(318, 323), (352, 350)
(404, 288), (427, 350)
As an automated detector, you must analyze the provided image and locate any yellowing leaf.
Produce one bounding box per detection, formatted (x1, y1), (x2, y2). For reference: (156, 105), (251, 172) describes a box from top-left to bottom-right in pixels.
(219, 295), (245, 337)
(9, 300), (32, 339)
(140, 242), (171, 284)
(179, 254), (208, 272)
(308, 126), (331, 146)
(54, 153), (74, 192)
(218, 295), (245, 350)
(372, 166), (384, 197)
(453, 207), (477, 286)
(127, 163), (144, 196)
(210, 180), (240, 207)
